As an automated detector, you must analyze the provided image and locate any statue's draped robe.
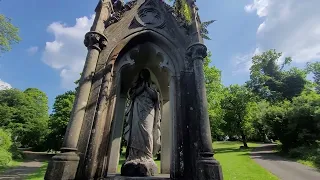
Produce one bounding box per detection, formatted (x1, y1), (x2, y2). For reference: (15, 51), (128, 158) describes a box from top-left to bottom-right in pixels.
(124, 82), (161, 161)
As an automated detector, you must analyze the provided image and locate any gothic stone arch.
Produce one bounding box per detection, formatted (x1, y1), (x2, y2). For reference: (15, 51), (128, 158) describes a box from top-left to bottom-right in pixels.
(45, 1), (223, 180)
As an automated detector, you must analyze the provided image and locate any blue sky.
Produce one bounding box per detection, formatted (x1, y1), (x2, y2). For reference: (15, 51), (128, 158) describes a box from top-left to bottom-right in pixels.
(0, 0), (319, 110)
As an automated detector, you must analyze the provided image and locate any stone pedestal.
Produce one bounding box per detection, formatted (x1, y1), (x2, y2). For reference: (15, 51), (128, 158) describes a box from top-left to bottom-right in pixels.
(197, 159), (223, 180)
(104, 174), (170, 180)
(44, 152), (80, 180)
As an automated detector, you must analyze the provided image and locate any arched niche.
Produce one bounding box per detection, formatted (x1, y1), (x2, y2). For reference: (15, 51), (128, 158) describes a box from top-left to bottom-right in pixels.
(106, 41), (177, 176)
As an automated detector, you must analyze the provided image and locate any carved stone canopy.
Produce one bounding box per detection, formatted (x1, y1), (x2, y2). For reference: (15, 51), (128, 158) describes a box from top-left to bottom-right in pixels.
(115, 42), (174, 101)
(84, 31), (108, 51)
(186, 43), (207, 60)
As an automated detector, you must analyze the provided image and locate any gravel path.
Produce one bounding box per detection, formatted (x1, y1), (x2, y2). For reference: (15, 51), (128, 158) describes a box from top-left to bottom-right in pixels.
(250, 144), (320, 180)
(0, 161), (42, 180)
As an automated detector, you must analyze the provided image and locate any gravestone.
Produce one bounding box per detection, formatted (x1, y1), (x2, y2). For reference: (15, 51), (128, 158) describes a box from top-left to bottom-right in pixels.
(45, 0), (223, 179)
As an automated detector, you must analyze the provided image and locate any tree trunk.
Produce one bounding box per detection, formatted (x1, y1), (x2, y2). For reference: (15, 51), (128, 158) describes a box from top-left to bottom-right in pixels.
(241, 133), (248, 148)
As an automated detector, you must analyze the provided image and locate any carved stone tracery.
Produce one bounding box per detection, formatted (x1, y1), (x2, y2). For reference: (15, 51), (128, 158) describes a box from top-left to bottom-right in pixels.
(186, 43), (207, 60)
(104, 0), (138, 28)
(84, 31), (108, 51)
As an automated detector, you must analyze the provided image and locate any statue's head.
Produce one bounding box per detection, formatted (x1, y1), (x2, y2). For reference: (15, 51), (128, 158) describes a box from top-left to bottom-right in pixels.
(139, 69), (151, 81)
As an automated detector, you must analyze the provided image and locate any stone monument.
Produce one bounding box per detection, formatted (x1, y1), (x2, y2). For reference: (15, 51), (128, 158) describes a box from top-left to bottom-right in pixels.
(45, 0), (223, 179)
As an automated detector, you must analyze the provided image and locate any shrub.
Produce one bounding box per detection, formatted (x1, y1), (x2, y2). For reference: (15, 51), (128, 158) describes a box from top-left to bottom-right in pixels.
(0, 128), (13, 166)
(0, 149), (12, 166)
(0, 128), (12, 150)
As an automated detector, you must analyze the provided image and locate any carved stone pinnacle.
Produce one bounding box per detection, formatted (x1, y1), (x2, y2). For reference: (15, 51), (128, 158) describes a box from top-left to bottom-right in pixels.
(84, 31), (108, 51)
(186, 43), (207, 60)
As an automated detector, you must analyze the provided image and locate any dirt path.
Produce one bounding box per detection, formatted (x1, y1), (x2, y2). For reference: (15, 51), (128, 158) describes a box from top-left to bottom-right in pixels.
(0, 161), (42, 180)
(250, 144), (320, 180)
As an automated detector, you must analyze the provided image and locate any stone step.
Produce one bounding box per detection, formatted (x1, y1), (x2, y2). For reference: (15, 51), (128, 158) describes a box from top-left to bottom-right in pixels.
(103, 174), (170, 180)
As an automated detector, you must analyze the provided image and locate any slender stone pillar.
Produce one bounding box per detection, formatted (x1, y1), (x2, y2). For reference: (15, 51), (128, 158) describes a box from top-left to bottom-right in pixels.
(161, 101), (172, 174)
(44, 31), (107, 180)
(186, 43), (223, 180)
(107, 96), (126, 173)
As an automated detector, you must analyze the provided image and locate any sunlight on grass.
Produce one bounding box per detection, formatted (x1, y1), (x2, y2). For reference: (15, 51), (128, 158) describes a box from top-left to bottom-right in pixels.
(26, 162), (48, 180)
(0, 160), (22, 173)
(213, 141), (279, 180)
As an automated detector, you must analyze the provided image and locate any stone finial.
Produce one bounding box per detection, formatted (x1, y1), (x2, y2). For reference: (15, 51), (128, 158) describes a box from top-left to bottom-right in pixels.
(84, 31), (108, 51)
(186, 43), (207, 60)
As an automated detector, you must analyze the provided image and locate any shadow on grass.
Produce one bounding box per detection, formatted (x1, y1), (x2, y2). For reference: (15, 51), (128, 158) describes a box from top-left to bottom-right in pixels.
(25, 162), (48, 180)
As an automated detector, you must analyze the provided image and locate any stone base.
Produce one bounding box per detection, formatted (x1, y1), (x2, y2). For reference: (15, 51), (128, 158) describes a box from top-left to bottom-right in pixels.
(121, 160), (158, 177)
(44, 152), (80, 180)
(196, 159), (223, 180)
(104, 174), (170, 180)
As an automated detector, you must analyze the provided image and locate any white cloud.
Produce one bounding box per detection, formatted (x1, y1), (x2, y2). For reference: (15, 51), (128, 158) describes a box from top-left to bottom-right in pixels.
(0, 79), (12, 90)
(42, 15), (95, 89)
(232, 48), (261, 75)
(245, 0), (320, 64)
(26, 46), (39, 55)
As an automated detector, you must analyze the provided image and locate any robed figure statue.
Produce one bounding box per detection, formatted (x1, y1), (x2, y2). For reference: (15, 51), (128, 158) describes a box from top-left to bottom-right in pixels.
(121, 69), (161, 176)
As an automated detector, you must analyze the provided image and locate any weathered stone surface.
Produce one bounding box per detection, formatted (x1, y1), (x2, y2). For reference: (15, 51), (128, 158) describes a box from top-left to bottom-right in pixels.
(46, 0), (224, 179)
(121, 160), (158, 177)
(44, 152), (80, 180)
(197, 159), (223, 180)
(104, 174), (170, 180)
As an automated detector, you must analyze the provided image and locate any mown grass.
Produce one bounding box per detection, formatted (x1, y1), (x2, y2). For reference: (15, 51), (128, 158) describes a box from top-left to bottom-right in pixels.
(0, 160), (22, 173)
(213, 141), (279, 180)
(20, 142), (280, 179)
(26, 162), (48, 180)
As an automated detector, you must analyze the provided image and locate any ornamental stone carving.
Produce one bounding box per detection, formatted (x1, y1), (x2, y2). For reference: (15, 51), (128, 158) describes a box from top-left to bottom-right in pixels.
(84, 31), (108, 51)
(135, 6), (165, 28)
(186, 43), (207, 60)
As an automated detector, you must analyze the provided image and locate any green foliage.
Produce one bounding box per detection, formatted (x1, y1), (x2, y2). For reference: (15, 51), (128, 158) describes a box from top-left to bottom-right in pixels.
(247, 49), (307, 102)
(265, 91), (320, 151)
(306, 62), (320, 93)
(173, 0), (192, 24)
(200, 20), (216, 40)
(221, 85), (254, 147)
(0, 128), (12, 166)
(46, 91), (75, 151)
(0, 14), (21, 54)
(203, 52), (225, 140)
(0, 88), (49, 150)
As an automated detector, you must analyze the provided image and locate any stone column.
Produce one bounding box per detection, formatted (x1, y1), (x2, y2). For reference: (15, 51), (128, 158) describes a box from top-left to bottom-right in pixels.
(44, 32), (107, 180)
(161, 101), (172, 174)
(107, 96), (127, 173)
(186, 43), (223, 180)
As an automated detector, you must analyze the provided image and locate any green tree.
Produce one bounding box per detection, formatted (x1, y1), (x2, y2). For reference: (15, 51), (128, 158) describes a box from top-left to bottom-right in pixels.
(0, 14), (21, 55)
(265, 91), (320, 152)
(204, 52), (225, 140)
(0, 88), (49, 149)
(46, 91), (75, 151)
(306, 62), (320, 93)
(247, 49), (307, 102)
(221, 85), (254, 147)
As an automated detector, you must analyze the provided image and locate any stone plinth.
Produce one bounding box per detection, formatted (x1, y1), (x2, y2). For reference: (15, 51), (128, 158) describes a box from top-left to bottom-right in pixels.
(103, 174), (170, 180)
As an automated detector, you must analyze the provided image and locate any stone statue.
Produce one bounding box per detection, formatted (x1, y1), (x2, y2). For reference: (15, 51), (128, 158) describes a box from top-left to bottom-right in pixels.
(121, 69), (161, 177)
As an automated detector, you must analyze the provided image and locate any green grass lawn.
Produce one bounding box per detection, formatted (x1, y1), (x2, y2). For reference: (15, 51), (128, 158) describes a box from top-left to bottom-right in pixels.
(26, 162), (48, 180)
(20, 142), (280, 179)
(0, 160), (22, 173)
(213, 141), (279, 180)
